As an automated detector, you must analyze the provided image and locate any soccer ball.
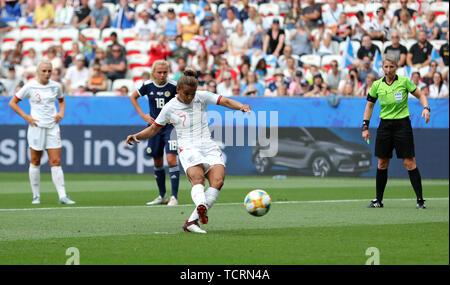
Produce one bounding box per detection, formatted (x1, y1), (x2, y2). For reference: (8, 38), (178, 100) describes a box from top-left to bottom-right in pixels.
(244, 189), (272, 217)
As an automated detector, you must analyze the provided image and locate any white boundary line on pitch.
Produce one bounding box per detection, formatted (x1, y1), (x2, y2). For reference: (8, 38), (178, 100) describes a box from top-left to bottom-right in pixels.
(0, 197), (448, 212)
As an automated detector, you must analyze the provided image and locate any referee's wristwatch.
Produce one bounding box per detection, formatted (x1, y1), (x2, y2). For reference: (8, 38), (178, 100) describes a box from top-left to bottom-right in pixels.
(423, 106), (431, 112)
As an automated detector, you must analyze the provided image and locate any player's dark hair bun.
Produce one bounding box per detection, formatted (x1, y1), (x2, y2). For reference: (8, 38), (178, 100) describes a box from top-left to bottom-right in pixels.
(183, 69), (197, 78)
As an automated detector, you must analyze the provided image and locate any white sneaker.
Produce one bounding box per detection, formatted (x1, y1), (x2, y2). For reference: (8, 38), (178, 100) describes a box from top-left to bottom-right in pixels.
(58, 196), (76, 205)
(182, 219), (206, 234)
(167, 196), (178, 206)
(146, 195), (168, 205)
(31, 197), (40, 205)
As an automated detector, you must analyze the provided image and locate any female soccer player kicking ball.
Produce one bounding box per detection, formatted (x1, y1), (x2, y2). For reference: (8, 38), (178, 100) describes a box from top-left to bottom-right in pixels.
(126, 70), (251, 233)
(9, 60), (75, 205)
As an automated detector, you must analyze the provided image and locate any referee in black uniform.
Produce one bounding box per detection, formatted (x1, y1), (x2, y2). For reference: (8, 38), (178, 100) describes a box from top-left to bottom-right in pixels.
(362, 54), (431, 209)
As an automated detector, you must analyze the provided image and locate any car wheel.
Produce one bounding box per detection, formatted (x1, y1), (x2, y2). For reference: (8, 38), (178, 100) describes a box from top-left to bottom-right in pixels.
(253, 152), (272, 174)
(311, 156), (332, 177)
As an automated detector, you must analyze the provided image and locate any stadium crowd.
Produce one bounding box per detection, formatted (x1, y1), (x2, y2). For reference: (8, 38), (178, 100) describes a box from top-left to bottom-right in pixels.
(0, 0), (449, 98)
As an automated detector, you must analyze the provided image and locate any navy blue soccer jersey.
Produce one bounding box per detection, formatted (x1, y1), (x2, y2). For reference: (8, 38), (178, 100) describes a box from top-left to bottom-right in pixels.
(137, 79), (177, 119)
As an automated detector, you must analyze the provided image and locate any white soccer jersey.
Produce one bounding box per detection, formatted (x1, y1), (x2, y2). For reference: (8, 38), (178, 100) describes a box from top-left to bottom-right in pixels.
(15, 79), (64, 129)
(154, 91), (222, 150)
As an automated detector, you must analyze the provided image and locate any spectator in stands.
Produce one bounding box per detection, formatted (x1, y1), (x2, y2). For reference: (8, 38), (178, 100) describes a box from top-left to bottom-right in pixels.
(112, 0), (135, 29)
(239, 0), (250, 22)
(32, 0), (55, 28)
(219, 0), (239, 22)
(243, 6), (263, 38)
(207, 79), (217, 93)
(439, 12), (449, 40)
(0, 0), (22, 19)
(265, 68), (289, 97)
(332, 13), (351, 43)
(72, 0), (91, 29)
(78, 32), (96, 63)
(359, 55), (379, 83)
(285, 0), (302, 30)
(277, 45), (297, 70)
(357, 35), (381, 61)
(106, 32), (126, 58)
(161, 7), (178, 42)
(300, 0), (322, 29)
(142, 71), (150, 82)
(65, 54), (89, 95)
(397, 8), (416, 40)
(133, 10), (156, 41)
(440, 31), (449, 68)
(63, 42), (80, 70)
(222, 7), (240, 37)
(179, 12), (199, 43)
(254, 57), (267, 81)
(216, 71), (233, 97)
(89, 47), (107, 68)
(52, 0), (73, 28)
(45, 46), (63, 72)
(173, 57), (187, 81)
(2, 64), (21, 97)
(422, 10), (440, 41)
(3, 40), (23, 66)
(197, 70), (214, 90)
(356, 73), (376, 97)
(0, 17), (13, 34)
(380, 0), (394, 23)
(304, 72), (329, 97)
(322, 0), (342, 29)
(241, 71), (264, 97)
(284, 57), (298, 82)
(102, 43), (127, 81)
(215, 56), (237, 82)
(227, 23), (248, 68)
(248, 16), (265, 57)
(22, 47), (38, 72)
(407, 30), (432, 69)
(288, 69), (306, 97)
(89, 0), (111, 30)
(50, 67), (64, 92)
(170, 35), (194, 63)
(238, 62), (250, 85)
(208, 21), (227, 57)
(191, 49), (213, 72)
(340, 80), (357, 97)
(199, 8), (215, 37)
(423, 61), (440, 86)
(351, 11), (370, 42)
(118, 85), (129, 96)
(147, 33), (171, 67)
(263, 18), (285, 57)
(325, 60), (346, 94)
(393, 0), (417, 28)
(290, 20), (312, 57)
(429, 72), (449, 98)
(384, 30), (408, 67)
(140, 0), (159, 21)
(312, 19), (332, 56)
(368, 6), (391, 41)
(277, 83), (289, 96)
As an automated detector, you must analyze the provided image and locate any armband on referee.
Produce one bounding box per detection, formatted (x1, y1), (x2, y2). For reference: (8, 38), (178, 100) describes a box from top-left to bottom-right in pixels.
(362, 120), (370, 131)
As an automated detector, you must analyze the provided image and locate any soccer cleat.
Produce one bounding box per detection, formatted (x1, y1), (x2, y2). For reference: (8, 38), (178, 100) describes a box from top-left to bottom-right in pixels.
(182, 219), (206, 234)
(31, 197), (40, 205)
(146, 195), (168, 205)
(197, 204), (208, 224)
(416, 199), (426, 209)
(58, 196), (76, 205)
(167, 196), (178, 206)
(366, 199), (384, 208)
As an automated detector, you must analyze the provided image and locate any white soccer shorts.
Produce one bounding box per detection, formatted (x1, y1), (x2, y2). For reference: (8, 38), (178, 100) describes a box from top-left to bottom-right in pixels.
(27, 124), (62, 151)
(178, 144), (225, 174)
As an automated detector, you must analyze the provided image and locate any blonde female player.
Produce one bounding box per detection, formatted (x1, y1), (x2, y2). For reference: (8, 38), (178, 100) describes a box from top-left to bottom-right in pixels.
(9, 60), (75, 205)
(126, 70), (251, 234)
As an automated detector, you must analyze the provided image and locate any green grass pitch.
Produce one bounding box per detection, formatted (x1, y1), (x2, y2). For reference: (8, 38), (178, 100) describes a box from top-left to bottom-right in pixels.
(0, 173), (448, 265)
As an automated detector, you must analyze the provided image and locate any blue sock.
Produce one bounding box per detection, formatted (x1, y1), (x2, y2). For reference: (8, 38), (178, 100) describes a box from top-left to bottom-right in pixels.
(169, 165), (180, 199)
(154, 166), (166, 197)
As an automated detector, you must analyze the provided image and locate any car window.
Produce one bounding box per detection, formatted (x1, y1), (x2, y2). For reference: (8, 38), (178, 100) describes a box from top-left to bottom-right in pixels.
(305, 128), (342, 142)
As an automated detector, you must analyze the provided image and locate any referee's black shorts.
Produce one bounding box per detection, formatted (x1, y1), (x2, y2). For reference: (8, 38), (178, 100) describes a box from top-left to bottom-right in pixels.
(375, 117), (415, 159)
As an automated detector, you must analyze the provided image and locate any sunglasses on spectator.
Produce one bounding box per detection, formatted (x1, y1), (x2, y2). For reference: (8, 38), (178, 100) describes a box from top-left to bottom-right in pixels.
(224, 77), (231, 80)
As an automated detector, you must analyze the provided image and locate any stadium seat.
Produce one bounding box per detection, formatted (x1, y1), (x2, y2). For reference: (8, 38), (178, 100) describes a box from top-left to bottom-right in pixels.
(158, 3), (179, 14)
(81, 28), (101, 41)
(300, 54), (321, 67)
(320, 54), (342, 70)
(58, 28), (79, 44)
(101, 28), (123, 45)
(258, 3), (280, 16)
(62, 40), (75, 52)
(22, 41), (42, 57)
(95, 91), (119, 97)
(364, 3), (381, 19)
(372, 40), (383, 54)
(127, 54), (150, 69)
(382, 41), (392, 53)
(265, 16), (284, 28)
(20, 29), (40, 43)
(1, 41), (16, 57)
(436, 14), (447, 25)
(339, 40), (360, 56)
(418, 66), (429, 77)
(125, 41), (149, 56)
(430, 2), (449, 17)
(104, 2), (117, 19)
(40, 29), (60, 43)
(401, 39), (416, 51)
(122, 28), (137, 45)
(178, 3), (197, 15)
(2, 29), (20, 43)
(343, 3), (364, 18)
(209, 3), (218, 13)
(112, 79), (136, 92)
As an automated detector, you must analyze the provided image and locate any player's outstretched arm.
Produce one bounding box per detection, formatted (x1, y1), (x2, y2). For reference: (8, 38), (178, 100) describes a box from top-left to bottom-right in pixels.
(126, 123), (162, 146)
(218, 96), (251, 113)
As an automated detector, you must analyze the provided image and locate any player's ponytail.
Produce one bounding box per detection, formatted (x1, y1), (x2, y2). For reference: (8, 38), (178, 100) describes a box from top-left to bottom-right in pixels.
(177, 69), (198, 89)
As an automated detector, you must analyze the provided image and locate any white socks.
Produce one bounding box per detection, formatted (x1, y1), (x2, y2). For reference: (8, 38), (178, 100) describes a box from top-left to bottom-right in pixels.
(51, 166), (67, 199)
(29, 164), (40, 198)
(188, 186), (220, 222)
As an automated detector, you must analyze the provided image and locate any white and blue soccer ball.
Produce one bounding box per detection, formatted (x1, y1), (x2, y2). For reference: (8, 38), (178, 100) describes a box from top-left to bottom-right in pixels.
(244, 189), (272, 217)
